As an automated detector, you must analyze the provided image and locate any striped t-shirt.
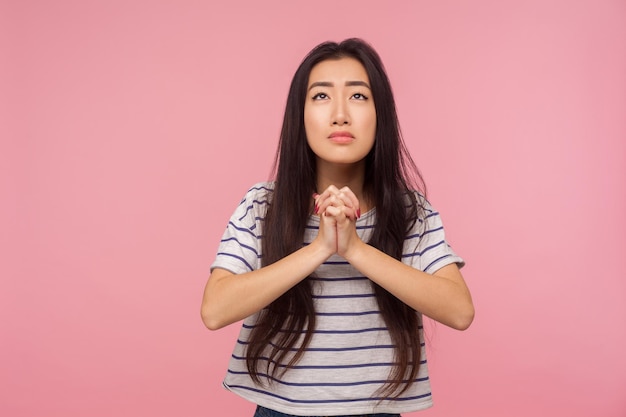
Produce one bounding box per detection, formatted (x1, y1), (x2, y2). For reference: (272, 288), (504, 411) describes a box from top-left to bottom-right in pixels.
(210, 182), (464, 416)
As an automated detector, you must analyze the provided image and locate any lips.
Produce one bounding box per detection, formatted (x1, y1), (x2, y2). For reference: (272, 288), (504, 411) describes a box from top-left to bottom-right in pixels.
(328, 131), (355, 144)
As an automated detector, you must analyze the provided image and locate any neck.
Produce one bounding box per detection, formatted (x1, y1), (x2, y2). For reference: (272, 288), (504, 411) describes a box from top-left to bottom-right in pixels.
(315, 159), (370, 209)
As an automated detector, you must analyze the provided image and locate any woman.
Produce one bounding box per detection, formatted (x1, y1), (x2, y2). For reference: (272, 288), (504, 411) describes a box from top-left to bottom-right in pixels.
(201, 38), (474, 417)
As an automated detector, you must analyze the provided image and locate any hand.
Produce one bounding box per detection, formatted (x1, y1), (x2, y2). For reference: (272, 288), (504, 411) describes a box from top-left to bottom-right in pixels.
(313, 186), (362, 257)
(315, 185), (360, 221)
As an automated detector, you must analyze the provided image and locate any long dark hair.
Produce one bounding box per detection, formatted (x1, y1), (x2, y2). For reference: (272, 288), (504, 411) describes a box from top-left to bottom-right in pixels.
(245, 38), (427, 398)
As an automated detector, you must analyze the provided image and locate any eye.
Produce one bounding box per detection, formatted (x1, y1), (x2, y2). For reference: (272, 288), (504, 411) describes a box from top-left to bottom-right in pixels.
(312, 92), (329, 100)
(351, 93), (368, 100)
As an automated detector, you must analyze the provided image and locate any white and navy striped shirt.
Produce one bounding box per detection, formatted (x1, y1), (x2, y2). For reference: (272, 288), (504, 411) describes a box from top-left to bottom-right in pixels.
(210, 182), (464, 416)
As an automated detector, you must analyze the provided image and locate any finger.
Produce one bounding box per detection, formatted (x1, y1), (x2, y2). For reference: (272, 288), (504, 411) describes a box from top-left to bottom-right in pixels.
(317, 194), (340, 216)
(314, 191), (337, 214)
(338, 186), (360, 219)
(314, 188), (334, 211)
(316, 185), (358, 217)
(341, 205), (358, 221)
(336, 191), (355, 210)
(323, 205), (344, 219)
(318, 185), (337, 199)
(313, 193), (320, 214)
(327, 192), (356, 221)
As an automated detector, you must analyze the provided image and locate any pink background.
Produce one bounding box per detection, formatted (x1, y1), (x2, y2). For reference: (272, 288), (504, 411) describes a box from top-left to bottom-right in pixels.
(2, 0), (625, 416)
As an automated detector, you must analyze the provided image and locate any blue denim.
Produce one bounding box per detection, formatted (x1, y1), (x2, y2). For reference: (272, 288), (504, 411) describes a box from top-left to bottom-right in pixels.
(253, 405), (401, 417)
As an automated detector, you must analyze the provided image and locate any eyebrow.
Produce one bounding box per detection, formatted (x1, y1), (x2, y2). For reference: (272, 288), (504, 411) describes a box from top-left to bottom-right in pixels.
(308, 80), (371, 91)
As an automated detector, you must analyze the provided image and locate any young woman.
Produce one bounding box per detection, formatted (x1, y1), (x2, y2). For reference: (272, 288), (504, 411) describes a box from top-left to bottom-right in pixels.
(201, 38), (474, 417)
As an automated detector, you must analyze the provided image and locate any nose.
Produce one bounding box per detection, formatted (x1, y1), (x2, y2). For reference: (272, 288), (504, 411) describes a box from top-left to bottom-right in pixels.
(331, 100), (350, 125)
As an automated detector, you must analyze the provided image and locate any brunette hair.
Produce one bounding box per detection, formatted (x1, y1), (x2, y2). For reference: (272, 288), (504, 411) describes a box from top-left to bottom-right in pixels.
(245, 38), (427, 398)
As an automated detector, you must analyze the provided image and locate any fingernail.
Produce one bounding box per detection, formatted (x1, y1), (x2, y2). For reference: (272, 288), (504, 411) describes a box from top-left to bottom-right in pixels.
(357, 208), (361, 219)
(314, 204), (319, 214)
(312, 193), (320, 199)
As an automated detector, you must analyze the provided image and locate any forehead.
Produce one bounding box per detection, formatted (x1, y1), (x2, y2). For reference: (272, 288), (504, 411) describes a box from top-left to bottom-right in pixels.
(307, 57), (370, 85)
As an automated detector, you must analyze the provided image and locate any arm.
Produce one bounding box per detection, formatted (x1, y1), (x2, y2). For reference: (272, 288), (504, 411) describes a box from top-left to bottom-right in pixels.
(319, 187), (474, 330)
(201, 189), (340, 330)
(201, 238), (332, 330)
(343, 242), (474, 330)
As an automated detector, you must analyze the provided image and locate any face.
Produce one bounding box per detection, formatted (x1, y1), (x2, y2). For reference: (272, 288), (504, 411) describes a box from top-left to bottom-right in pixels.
(304, 57), (376, 167)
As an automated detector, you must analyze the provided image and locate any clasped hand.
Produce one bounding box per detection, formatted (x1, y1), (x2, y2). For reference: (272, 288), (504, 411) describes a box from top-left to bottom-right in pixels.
(313, 185), (362, 258)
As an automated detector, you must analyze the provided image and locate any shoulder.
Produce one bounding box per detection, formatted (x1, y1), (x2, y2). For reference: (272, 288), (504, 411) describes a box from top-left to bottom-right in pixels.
(240, 181), (275, 202)
(227, 182), (275, 222)
(404, 190), (436, 221)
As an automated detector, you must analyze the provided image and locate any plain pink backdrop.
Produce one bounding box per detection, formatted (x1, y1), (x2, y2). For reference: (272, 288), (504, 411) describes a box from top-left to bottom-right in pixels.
(2, 1), (625, 416)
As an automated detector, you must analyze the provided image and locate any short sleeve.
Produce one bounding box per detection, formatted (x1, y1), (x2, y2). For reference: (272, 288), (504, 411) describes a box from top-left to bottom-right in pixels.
(403, 194), (465, 274)
(209, 183), (273, 275)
